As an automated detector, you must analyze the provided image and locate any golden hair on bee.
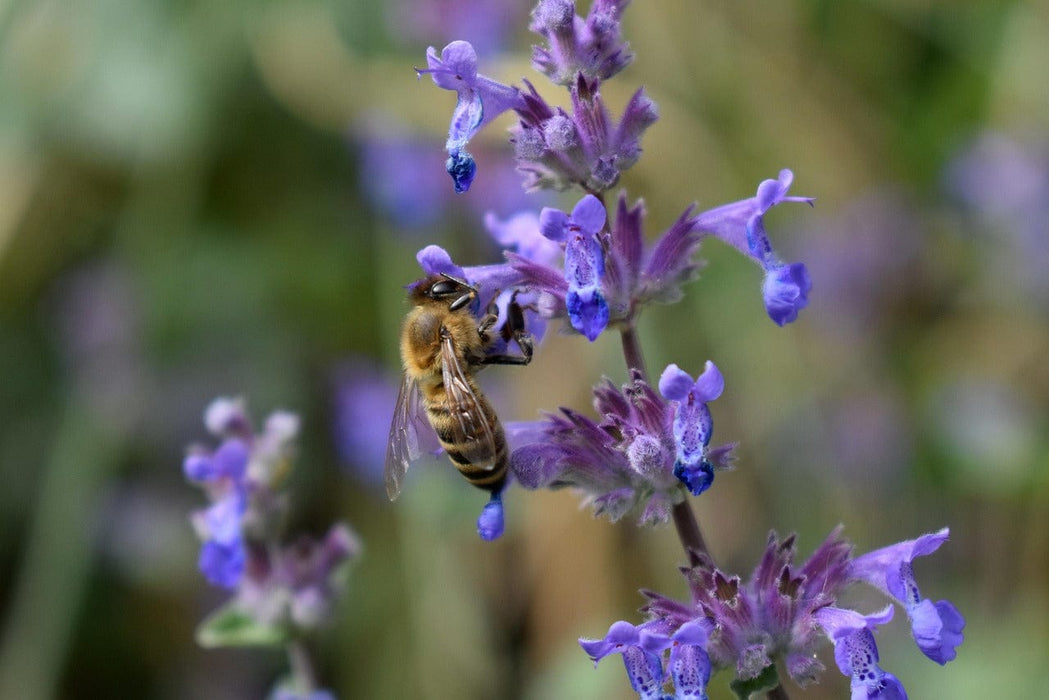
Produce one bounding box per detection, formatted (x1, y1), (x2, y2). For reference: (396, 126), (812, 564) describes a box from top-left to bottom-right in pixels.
(385, 273), (533, 509)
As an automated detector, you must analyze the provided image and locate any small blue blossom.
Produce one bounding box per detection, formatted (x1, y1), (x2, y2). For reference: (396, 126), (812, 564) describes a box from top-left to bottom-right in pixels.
(540, 194), (610, 340)
(692, 170), (814, 325)
(417, 41), (525, 192)
(667, 619), (713, 700)
(658, 362), (724, 496)
(185, 437), (250, 588)
(815, 605), (908, 700)
(849, 528), (966, 665)
(580, 621), (672, 700)
(476, 493), (505, 541)
(762, 261), (812, 326)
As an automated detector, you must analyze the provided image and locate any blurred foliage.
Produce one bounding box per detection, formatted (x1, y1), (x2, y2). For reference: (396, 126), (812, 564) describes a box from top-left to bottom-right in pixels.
(0, 0), (1046, 698)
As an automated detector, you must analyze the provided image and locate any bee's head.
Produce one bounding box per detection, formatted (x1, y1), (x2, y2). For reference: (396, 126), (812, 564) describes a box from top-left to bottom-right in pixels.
(408, 273), (478, 312)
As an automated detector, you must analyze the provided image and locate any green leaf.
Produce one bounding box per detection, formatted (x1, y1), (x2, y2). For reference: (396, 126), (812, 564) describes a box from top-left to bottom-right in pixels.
(195, 603), (290, 649)
(729, 664), (780, 700)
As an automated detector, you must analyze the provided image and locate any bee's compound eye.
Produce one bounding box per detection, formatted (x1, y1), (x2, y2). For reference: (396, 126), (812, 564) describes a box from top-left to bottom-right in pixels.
(430, 280), (458, 297)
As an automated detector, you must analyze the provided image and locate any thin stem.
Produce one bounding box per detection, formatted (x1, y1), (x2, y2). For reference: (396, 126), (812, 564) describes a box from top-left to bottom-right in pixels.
(767, 683), (792, 700)
(619, 325), (712, 566)
(287, 639), (318, 693)
(672, 500), (709, 567)
(619, 323), (648, 379)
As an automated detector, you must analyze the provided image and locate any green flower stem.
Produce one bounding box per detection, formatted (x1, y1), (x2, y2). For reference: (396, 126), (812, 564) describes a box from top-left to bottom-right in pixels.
(0, 401), (123, 700)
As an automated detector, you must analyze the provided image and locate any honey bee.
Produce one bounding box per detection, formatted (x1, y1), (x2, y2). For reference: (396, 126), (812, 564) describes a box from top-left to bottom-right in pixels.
(385, 273), (533, 502)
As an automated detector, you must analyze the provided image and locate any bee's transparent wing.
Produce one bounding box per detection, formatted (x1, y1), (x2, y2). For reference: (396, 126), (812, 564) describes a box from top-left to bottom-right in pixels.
(384, 372), (426, 500)
(440, 332), (499, 470)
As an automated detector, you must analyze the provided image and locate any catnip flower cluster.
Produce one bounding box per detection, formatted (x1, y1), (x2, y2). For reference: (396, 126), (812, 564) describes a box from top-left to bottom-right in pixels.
(184, 398), (359, 699)
(404, 0), (966, 697)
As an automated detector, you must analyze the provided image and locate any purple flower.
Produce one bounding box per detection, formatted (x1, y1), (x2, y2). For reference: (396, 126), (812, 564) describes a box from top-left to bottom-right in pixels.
(185, 399), (306, 591)
(511, 368), (731, 526)
(185, 438), (250, 588)
(580, 621), (671, 700)
(530, 0), (634, 86)
(413, 244), (553, 365)
(511, 192), (710, 337)
(850, 528), (965, 664)
(415, 244), (519, 306)
(388, 0), (523, 55)
(354, 117), (451, 230)
(276, 523), (361, 629)
(692, 170), (814, 325)
(417, 41), (524, 192)
(762, 261), (812, 326)
(332, 360), (398, 489)
(667, 620), (713, 700)
(512, 78), (658, 193)
(540, 194), (609, 340)
(476, 493), (505, 541)
(644, 528), (853, 687)
(485, 210), (562, 266)
(815, 606), (908, 700)
(658, 362), (724, 495)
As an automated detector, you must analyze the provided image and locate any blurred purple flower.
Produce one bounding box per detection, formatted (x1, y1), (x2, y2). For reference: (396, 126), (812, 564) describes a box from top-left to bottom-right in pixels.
(355, 119), (450, 230)
(185, 438), (250, 588)
(388, 0), (523, 55)
(945, 132), (1049, 303)
(332, 361), (399, 488)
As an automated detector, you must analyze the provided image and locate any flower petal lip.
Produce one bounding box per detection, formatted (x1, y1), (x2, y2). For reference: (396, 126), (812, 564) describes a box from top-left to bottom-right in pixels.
(692, 361), (725, 402)
(571, 194), (607, 234)
(658, 364), (694, 400)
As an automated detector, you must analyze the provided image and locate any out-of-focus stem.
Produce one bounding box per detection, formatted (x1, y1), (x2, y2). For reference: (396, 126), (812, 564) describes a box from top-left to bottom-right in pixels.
(287, 639), (318, 693)
(767, 683), (792, 700)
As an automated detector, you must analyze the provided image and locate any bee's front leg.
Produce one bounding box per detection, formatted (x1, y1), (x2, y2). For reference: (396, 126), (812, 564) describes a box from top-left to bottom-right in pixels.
(482, 291), (534, 366)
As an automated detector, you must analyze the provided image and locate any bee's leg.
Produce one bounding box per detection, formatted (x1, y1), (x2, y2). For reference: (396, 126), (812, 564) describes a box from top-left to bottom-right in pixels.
(476, 293), (501, 342)
(483, 291), (534, 366)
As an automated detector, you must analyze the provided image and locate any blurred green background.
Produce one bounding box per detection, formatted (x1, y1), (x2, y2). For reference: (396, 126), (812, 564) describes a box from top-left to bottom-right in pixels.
(1, 0), (1046, 698)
